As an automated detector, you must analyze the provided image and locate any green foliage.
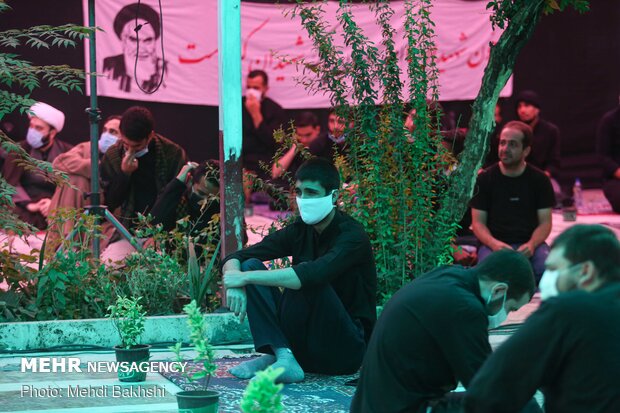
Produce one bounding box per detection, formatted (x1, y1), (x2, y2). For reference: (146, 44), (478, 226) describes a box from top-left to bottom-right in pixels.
(170, 300), (217, 390)
(106, 296), (147, 349)
(240, 366), (284, 413)
(487, 0), (589, 29)
(291, 0), (456, 301)
(0, 3), (92, 290)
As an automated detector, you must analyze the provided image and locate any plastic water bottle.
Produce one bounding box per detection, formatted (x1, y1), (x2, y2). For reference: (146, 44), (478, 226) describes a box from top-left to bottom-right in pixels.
(573, 178), (583, 212)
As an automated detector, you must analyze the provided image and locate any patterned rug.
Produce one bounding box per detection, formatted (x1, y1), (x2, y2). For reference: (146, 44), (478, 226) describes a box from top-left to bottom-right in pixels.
(161, 356), (358, 413)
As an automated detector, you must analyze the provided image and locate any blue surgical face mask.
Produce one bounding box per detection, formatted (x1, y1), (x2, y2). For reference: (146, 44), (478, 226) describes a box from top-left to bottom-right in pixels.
(486, 285), (508, 329)
(134, 146), (149, 158)
(98, 132), (118, 154)
(26, 128), (47, 149)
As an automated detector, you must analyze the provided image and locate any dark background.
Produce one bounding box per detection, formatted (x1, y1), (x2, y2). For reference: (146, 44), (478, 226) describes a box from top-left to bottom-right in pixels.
(1, 0), (618, 187)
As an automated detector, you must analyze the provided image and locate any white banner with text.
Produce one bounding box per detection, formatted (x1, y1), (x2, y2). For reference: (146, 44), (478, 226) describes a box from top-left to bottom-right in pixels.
(83, 0), (511, 108)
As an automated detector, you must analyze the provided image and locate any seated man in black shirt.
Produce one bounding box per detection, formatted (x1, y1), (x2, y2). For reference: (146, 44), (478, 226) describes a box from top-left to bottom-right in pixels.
(351, 249), (536, 413)
(471, 121), (555, 282)
(101, 106), (187, 230)
(223, 157), (376, 383)
(465, 224), (620, 413)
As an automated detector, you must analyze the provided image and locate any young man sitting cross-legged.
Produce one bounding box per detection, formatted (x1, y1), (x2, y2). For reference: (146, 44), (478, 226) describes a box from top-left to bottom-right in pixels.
(222, 157), (377, 383)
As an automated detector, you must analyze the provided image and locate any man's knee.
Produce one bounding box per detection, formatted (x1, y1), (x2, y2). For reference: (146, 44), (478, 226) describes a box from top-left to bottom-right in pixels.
(240, 258), (267, 272)
(530, 243), (550, 281)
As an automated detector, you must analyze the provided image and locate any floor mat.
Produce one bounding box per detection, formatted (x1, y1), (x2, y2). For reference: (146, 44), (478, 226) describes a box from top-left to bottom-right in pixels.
(161, 356), (358, 413)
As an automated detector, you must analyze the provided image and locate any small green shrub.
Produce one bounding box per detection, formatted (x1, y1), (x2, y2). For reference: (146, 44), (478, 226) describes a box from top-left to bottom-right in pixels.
(170, 299), (217, 390)
(106, 296), (146, 349)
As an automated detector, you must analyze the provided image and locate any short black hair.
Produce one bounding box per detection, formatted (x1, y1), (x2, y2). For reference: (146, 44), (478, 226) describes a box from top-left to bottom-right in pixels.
(502, 120), (533, 149)
(248, 70), (268, 86)
(515, 90), (541, 109)
(551, 224), (620, 283)
(192, 160), (220, 187)
(475, 249), (536, 300)
(113, 3), (161, 39)
(295, 111), (319, 128)
(295, 157), (340, 193)
(120, 106), (155, 142)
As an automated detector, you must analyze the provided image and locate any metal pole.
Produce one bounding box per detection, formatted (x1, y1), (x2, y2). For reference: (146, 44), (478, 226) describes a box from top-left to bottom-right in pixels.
(87, 0), (102, 258)
(218, 0), (244, 307)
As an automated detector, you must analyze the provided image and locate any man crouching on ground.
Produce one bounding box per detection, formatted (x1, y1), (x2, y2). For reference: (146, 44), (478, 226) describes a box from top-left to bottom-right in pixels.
(222, 157), (377, 383)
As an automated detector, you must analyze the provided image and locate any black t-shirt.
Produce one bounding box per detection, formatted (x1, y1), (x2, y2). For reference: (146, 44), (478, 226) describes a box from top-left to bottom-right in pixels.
(351, 267), (491, 413)
(465, 282), (620, 413)
(470, 164), (555, 244)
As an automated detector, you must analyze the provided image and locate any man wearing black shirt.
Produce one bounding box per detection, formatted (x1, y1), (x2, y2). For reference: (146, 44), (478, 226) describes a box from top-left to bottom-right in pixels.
(101, 106), (186, 230)
(465, 224), (620, 413)
(471, 121), (555, 282)
(351, 249), (536, 413)
(223, 158), (376, 383)
(242, 70), (285, 179)
(515, 90), (562, 203)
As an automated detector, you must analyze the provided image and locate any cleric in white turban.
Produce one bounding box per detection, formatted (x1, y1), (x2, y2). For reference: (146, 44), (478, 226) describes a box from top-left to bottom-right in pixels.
(1, 101), (73, 229)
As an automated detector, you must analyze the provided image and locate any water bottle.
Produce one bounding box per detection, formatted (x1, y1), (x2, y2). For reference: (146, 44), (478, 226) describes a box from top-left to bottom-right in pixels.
(573, 178), (583, 212)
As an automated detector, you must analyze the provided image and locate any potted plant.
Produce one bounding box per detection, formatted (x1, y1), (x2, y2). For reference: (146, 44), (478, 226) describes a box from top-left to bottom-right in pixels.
(107, 296), (150, 382)
(170, 299), (219, 413)
(240, 366), (285, 413)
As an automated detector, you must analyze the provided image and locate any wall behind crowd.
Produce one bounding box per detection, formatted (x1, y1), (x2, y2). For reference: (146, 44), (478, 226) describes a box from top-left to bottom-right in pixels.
(1, 0), (618, 185)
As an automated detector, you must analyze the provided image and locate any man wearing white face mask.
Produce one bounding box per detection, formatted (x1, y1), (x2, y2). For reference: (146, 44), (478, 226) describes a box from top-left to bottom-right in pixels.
(46, 115), (121, 240)
(351, 249), (535, 413)
(465, 224), (620, 413)
(101, 106), (186, 231)
(2, 102), (72, 229)
(223, 157), (376, 383)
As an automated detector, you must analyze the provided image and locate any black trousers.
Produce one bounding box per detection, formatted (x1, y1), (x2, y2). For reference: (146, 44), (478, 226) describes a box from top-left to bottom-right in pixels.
(241, 258), (366, 375)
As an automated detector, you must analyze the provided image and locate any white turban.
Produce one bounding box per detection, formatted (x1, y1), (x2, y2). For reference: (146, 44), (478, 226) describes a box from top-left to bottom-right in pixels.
(29, 102), (65, 133)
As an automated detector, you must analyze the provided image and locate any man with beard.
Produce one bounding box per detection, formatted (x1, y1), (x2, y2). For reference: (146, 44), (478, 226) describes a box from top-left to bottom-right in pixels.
(2, 102), (72, 229)
(471, 121), (555, 282)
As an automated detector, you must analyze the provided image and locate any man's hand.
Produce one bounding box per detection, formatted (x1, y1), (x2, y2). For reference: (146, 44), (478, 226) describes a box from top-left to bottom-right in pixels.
(491, 240), (513, 252)
(38, 198), (51, 216)
(176, 162), (198, 184)
(26, 198), (52, 216)
(226, 287), (247, 322)
(223, 270), (248, 289)
(517, 241), (536, 258)
(245, 94), (261, 116)
(121, 150), (139, 175)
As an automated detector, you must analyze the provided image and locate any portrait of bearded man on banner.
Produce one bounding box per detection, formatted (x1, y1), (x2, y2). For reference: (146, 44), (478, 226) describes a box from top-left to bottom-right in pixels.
(102, 2), (167, 94)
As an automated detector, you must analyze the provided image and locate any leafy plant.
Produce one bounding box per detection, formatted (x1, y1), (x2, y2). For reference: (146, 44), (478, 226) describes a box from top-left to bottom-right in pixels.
(240, 366), (285, 413)
(288, 0), (590, 303)
(107, 296), (147, 349)
(0, 0), (93, 296)
(170, 299), (217, 390)
(289, 0), (454, 301)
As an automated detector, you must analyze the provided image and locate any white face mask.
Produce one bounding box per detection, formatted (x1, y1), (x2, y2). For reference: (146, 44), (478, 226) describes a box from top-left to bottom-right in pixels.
(26, 128), (47, 149)
(98, 132), (118, 154)
(246, 88), (262, 101)
(486, 285), (508, 329)
(296, 191), (335, 225)
(134, 146), (149, 158)
(539, 269), (560, 300)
